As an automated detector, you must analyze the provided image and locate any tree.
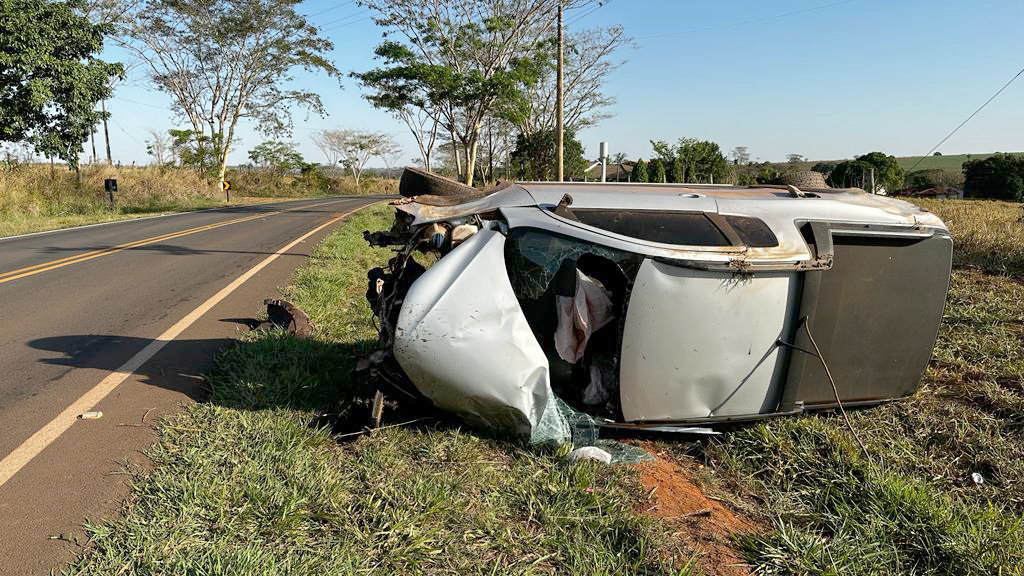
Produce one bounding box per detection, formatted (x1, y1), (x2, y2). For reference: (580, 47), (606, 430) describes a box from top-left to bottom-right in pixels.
(353, 54), (440, 172)
(0, 0), (121, 168)
(677, 138), (728, 183)
(375, 134), (404, 171)
(649, 158), (666, 183)
(811, 162), (836, 175)
(504, 25), (630, 138)
(248, 141), (304, 174)
(121, 0), (337, 188)
(509, 129), (586, 181)
(827, 160), (874, 189)
(611, 152), (628, 165)
(356, 0), (560, 187)
(168, 129), (221, 174)
(963, 154), (1024, 201)
(855, 151), (904, 194)
(632, 157), (648, 183)
(905, 169), (951, 189)
(786, 153), (806, 164)
(145, 127), (171, 166)
(730, 146), (750, 165)
(650, 140), (674, 165)
(310, 130), (340, 169)
(665, 156), (684, 183)
(313, 129), (392, 189)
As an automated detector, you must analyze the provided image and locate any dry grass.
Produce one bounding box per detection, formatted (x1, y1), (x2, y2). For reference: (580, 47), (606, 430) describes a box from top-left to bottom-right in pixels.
(0, 164), (393, 238)
(0, 164), (217, 214)
(913, 198), (1024, 276)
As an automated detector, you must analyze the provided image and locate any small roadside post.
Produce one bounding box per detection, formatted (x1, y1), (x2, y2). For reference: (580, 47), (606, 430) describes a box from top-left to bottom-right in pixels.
(600, 141), (608, 182)
(104, 179), (117, 208)
(222, 179), (232, 202)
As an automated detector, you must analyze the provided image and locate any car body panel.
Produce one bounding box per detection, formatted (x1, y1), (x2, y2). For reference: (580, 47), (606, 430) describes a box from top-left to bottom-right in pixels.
(393, 228), (567, 442)
(620, 260), (798, 421)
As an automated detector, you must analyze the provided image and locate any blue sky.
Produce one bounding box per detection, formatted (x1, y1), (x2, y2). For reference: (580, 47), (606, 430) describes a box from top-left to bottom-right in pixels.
(98, 0), (1024, 167)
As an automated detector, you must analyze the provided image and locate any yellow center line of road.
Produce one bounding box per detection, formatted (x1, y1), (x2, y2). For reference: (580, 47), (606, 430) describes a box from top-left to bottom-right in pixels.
(0, 199), (349, 285)
(0, 200), (376, 488)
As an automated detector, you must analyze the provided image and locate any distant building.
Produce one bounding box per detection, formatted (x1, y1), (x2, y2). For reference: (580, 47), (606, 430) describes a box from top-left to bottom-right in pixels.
(584, 160), (633, 182)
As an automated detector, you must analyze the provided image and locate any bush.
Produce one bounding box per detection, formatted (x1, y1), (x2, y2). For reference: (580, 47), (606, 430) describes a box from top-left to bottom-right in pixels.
(631, 158), (648, 182)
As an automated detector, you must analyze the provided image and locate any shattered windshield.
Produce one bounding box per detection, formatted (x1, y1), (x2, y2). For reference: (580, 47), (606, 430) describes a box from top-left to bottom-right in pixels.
(504, 229), (638, 300)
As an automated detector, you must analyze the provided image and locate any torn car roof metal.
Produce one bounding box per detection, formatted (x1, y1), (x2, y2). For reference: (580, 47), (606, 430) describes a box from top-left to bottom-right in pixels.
(363, 172), (952, 443)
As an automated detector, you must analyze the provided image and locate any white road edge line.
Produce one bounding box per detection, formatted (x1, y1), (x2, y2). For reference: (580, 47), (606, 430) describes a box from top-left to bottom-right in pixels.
(0, 200), (376, 488)
(0, 195), (359, 243)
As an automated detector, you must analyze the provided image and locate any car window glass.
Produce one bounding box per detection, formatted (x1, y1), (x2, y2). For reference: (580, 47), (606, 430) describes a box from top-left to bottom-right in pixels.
(567, 210), (731, 247)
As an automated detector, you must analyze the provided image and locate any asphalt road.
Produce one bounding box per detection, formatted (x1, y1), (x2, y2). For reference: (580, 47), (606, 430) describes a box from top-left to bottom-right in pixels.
(0, 196), (380, 574)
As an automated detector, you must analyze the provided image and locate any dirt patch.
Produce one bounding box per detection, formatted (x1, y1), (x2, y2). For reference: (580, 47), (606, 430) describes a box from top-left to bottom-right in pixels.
(635, 451), (758, 576)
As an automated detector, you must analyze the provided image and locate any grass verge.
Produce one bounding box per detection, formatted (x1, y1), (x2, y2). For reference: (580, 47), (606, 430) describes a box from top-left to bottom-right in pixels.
(67, 203), (687, 576)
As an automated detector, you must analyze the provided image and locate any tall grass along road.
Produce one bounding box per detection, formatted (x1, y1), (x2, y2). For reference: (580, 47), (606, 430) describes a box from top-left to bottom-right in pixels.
(0, 196), (378, 574)
(64, 199), (1024, 576)
(0, 164), (393, 238)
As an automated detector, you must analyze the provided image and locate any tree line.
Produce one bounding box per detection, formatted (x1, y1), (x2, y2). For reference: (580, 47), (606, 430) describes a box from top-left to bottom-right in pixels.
(2, 0), (629, 190)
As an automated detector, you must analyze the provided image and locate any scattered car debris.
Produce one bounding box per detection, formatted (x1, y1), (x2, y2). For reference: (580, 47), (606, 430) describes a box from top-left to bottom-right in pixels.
(568, 446), (613, 464)
(77, 411), (103, 420)
(264, 299), (315, 339)
(358, 168), (953, 446)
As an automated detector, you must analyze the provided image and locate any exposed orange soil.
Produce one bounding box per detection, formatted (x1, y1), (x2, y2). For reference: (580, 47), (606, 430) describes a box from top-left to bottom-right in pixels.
(635, 448), (760, 576)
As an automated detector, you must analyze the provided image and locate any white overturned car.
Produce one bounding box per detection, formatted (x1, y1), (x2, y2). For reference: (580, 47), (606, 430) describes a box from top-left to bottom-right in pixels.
(361, 169), (952, 442)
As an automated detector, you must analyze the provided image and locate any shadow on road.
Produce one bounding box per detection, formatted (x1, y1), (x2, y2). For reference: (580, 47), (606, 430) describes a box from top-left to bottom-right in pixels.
(26, 329), (378, 415)
(37, 243), (314, 258)
(28, 334), (237, 402)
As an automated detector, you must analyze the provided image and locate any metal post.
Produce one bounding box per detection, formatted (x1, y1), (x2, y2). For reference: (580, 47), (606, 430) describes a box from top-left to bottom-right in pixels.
(600, 141), (608, 182)
(556, 2), (564, 182)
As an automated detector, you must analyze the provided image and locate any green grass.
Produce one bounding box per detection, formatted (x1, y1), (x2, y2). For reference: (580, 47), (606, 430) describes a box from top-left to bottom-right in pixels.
(67, 204), (688, 576)
(893, 153), (1009, 174)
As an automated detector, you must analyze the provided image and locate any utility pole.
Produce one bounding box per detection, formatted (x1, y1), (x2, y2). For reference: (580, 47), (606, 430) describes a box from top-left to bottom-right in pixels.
(556, 1), (564, 182)
(101, 100), (112, 165)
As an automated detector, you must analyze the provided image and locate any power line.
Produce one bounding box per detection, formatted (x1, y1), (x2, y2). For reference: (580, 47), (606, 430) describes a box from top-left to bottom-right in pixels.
(319, 8), (370, 28)
(907, 64), (1024, 173)
(566, 0), (612, 26)
(306, 0), (355, 19)
(323, 14), (372, 32)
(112, 96), (169, 111)
(109, 116), (146, 148)
(636, 0), (854, 40)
